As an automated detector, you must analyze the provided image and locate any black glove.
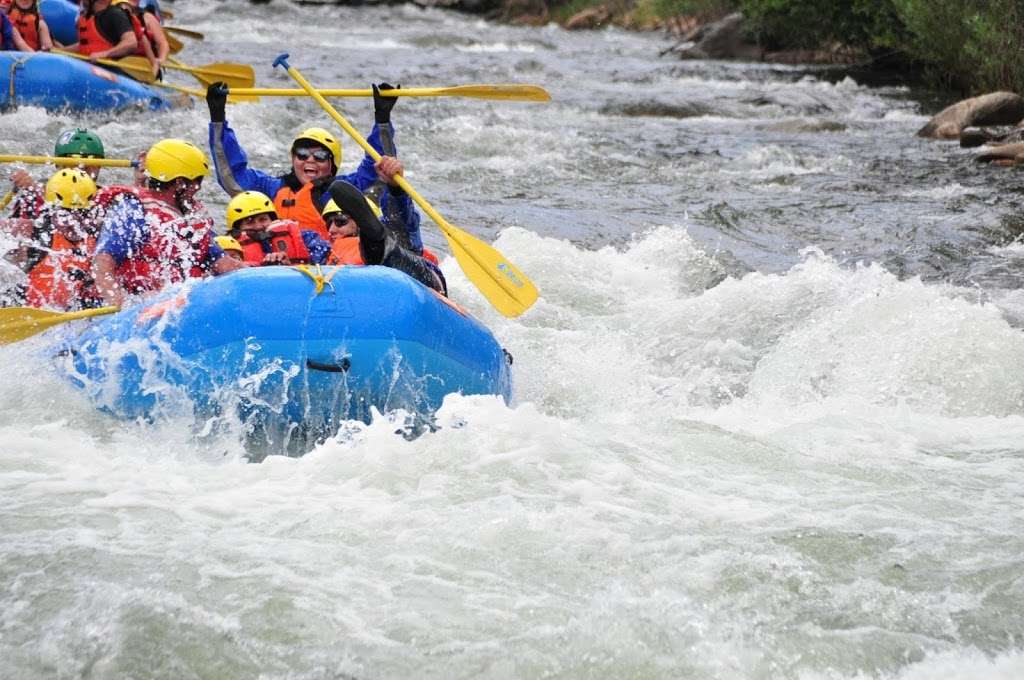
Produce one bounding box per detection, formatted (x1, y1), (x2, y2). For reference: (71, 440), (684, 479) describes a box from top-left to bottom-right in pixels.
(373, 82), (400, 125)
(206, 81), (229, 123)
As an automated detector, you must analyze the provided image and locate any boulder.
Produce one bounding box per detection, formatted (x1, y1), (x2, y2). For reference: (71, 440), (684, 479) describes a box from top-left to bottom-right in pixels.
(565, 5), (611, 30)
(671, 12), (763, 61)
(917, 92), (1024, 139)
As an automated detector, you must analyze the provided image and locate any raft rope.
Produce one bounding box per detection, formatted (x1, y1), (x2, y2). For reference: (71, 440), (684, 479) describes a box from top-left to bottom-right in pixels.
(295, 264), (342, 295)
(8, 57), (26, 107)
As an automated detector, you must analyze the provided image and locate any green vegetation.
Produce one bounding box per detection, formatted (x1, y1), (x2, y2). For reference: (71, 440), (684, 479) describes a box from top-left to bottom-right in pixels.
(544, 0), (1024, 94)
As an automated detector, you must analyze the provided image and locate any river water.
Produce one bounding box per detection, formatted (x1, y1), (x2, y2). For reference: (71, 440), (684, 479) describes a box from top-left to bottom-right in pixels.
(2, 2), (1023, 678)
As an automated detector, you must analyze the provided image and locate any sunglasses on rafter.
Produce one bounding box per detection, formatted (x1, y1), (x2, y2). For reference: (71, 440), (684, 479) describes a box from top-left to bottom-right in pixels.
(293, 147), (332, 162)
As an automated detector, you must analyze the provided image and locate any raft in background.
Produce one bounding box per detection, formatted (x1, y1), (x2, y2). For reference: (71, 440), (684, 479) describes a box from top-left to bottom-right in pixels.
(39, 0), (78, 46)
(56, 266), (513, 454)
(0, 51), (177, 112)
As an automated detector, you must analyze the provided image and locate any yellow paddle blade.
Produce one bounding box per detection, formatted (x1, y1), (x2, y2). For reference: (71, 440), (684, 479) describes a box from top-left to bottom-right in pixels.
(166, 31), (184, 54)
(1, 190), (13, 210)
(227, 83), (551, 102)
(442, 224), (539, 317)
(0, 306), (119, 346)
(164, 59), (256, 89)
(164, 25), (205, 41)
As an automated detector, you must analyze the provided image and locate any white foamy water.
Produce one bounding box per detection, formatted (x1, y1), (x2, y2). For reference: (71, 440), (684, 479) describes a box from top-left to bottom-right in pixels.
(2, 2), (1023, 678)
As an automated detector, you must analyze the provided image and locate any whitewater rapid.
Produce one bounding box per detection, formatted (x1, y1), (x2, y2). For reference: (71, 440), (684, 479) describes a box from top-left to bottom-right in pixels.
(2, 2), (1023, 678)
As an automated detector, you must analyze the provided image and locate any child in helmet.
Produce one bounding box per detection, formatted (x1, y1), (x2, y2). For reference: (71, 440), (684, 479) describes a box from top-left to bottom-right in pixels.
(225, 190), (330, 266)
(214, 235), (244, 261)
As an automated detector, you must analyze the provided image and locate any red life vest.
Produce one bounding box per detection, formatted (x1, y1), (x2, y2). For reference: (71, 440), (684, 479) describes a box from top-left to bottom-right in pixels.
(238, 220), (311, 265)
(114, 189), (215, 295)
(26, 229), (100, 310)
(118, 5), (148, 57)
(9, 6), (40, 51)
(76, 13), (116, 56)
(273, 183), (329, 239)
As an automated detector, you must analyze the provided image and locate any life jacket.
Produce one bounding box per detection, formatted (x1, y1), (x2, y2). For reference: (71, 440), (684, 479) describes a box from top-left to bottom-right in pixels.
(113, 189), (214, 295)
(26, 228), (100, 310)
(327, 236), (363, 266)
(118, 5), (149, 57)
(76, 12), (116, 56)
(238, 220), (311, 265)
(273, 180), (329, 240)
(9, 6), (41, 51)
(327, 237), (440, 267)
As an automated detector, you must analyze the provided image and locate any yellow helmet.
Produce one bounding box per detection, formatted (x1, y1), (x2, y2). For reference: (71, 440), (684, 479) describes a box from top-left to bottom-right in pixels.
(293, 127), (341, 167)
(226, 190), (276, 230)
(215, 235), (243, 253)
(321, 196), (382, 219)
(45, 169), (97, 209)
(145, 138), (210, 182)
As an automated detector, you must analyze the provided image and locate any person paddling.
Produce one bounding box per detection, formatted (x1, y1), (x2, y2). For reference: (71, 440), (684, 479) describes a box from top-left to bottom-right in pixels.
(68, 0), (138, 64)
(5, 0), (54, 51)
(206, 81), (405, 240)
(224, 190), (330, 266)
(112, 0), (166, 77)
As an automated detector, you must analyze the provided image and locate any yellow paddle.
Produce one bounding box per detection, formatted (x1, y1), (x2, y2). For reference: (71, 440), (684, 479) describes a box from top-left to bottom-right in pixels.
(55, 49), (157, 84)
(275, 54), (538, 318)
(165, 30), (184, 55)
(162, 57), (256, 89)
(0, 306), (119, 346)
(0, 155), (138, 167)
(1, 190), (13, 211)
(164, 25), (204, 41)
(227, 83), (551, 102)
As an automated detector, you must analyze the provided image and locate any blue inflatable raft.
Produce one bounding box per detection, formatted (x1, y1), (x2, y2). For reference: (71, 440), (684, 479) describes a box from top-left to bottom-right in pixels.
(56, 266), (512, 453)
(39, 0), (79, 46)
(0, 51), (176, 112)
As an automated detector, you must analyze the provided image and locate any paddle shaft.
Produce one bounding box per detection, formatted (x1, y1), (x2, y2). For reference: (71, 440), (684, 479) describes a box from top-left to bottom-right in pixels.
(55, 49), (155, 83)
(276, 55), (536, 313)
(0, 155), (137, 167)
(227, 84), (550, 102)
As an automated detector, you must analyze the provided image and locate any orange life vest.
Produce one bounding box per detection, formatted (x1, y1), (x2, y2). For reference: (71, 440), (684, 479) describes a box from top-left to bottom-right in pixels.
(76, 13), (116, 56)
(327, 237), (440, 267)
(327, 236), (363, 266)
(26, 231), (99, 311)
(9, 6), (40, 51)
(273, 183), (329, 239)
(238, 220), (311, 265)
